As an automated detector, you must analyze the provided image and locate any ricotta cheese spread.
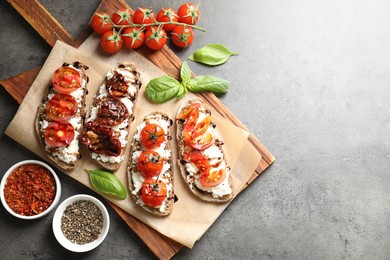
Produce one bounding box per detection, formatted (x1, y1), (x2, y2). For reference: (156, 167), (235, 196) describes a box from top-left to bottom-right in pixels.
(130, 114), (174, 213)
(39, 64), (87, 164)
(180, 102), (232, 199)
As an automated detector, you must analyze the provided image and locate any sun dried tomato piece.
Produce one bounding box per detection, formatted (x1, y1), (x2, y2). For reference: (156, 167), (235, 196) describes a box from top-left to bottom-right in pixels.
(95, 97), (129, 126)
(106, 71), (129, 99)
(81, 121), (122, 156)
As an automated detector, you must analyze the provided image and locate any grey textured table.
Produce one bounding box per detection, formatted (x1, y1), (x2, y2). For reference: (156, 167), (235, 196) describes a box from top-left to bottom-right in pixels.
(1, 0), (390, 259)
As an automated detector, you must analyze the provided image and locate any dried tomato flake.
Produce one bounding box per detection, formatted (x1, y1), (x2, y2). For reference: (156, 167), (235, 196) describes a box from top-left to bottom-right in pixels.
(4, 164), (56, 216)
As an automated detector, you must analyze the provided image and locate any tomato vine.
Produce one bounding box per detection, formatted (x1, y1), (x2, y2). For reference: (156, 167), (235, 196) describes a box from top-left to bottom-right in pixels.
(92, 4), (205, 53)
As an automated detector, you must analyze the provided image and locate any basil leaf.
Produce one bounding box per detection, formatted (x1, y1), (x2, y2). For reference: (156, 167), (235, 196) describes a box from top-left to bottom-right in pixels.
(85, 169), (127, 200)
(188, 44), (239, 66)
(187, 75), (229, 94)
(145, 76), (182, 103)
(177, 84), (188, 99)
(180, 61), (192, 83)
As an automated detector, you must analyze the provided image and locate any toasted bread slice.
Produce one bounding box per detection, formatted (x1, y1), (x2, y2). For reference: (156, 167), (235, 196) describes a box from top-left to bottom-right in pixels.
(127, 112), (175, 216)
(176, 98), (234, 202)
(35, 61), (89, 171)
(82, 62), (141, 171)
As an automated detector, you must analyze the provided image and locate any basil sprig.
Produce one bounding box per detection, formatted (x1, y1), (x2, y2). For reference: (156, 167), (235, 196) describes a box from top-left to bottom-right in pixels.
(187, 76), (229, 94)
(85, 169), (127, 200)
(145, 61), (229, 104)
(188, 44), (239, 66)
(145, 76), (182, 104)
(180, 61), (192, 83)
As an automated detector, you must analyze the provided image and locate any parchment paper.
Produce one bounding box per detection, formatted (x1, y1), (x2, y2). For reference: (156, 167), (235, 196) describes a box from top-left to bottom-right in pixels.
(5, 39), (262, 248)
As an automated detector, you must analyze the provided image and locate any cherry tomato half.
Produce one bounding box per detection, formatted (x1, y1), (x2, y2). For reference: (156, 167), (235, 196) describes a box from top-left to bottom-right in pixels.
(183, 130), (192, 146)
(191, 115), (211, 138)
(156, 8), (179, 31)
(140, 178), (167, 207)
(190, 132), (214, 150)
(171, 25), (194, 48)
(145, 26), (167, 51)
(177, 3), (200, 25)
(111, 9), (132, 26)
(133, 7), (155, 29)
(182, 144), (193, 161)
(189, 151), (210, 174)
(122, 27), (144, 49)
(137, 150), (164, 178)
(177, 102), (200, 120)
(52, 66), (81, 94)
(100, 30), (123, 54)
(46, 93), (78, 121)
(44, 121), (75, 147)
(184, 108), (199, 132)
(140, 123), (165, 149)
(200, 168), (226, 187)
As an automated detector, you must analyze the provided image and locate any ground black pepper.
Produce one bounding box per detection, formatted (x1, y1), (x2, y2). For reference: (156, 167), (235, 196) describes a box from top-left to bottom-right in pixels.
(60, 200), (103, 245)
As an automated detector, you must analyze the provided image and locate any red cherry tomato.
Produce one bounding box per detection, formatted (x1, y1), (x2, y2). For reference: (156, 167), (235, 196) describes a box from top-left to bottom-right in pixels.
(91, 12), (112, 35)
(189, 151), (210, 174)
(190, 132), (214, 150)
(52, 66), (81, 94)
(191, 115), (210, 138)
(46, 93), (78, 121)
(100, 30), (123, 54)
(171, 25), (194, 48)
(182, 144), (193, 161)
(183, 130), (192, 146)
(156, 8), (179, 31)
(200, 168), (226, 187)
(177, 102), (200, 119)
(184, 108), (199, 132)
(122, 27), (144, 49)
(133, 7), (155, 29)
(177, 3), (200, 25)
(111, 9), (132, 26)
(44, 121), (75, 147)
(145, 26), (167, 50)
(140, 123), (165, 149)
(140, 178), (167, 207)
(137, 151), (164, 178)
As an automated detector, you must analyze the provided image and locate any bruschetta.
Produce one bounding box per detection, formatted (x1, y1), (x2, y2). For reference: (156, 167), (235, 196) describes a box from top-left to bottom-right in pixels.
(176, 98), (234, 202)
(82, 62), (141, 171)
(127, 112), (175, 216)
(35, 61), (89, 170)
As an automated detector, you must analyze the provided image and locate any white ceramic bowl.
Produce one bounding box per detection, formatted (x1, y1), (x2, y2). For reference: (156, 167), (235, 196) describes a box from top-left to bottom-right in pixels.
(52, 194), (110, 252)
(0, 160), (61, 220)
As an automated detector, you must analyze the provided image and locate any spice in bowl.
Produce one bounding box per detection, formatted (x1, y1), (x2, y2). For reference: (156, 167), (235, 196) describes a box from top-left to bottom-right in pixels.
(52, 194), (110, 252)
(1, 161), (60, 219)
(61, 200), (103, 245)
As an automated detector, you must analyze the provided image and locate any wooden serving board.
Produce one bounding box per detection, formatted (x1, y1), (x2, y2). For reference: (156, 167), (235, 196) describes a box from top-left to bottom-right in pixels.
(1, 0), (275, 259)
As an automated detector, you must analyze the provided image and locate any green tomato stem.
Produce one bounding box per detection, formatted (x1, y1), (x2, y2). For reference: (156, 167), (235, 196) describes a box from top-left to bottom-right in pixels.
(111, 21), (206, 32)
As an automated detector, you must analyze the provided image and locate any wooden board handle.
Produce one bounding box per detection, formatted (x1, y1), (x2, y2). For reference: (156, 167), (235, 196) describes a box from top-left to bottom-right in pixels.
(8, 0), (75, 47)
